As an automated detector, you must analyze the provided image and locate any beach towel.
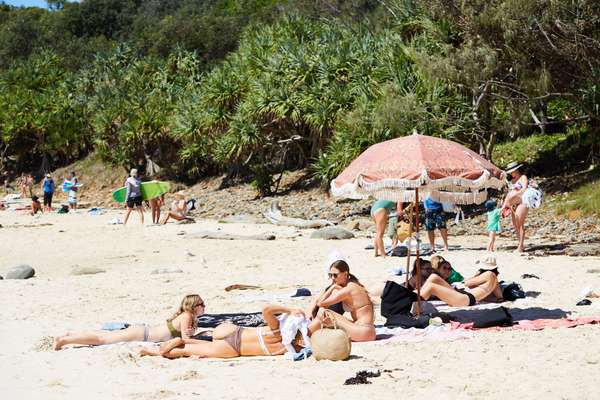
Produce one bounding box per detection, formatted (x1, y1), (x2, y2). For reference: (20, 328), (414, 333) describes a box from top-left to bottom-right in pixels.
(452, 316), (600, 331)
(374, 325), (473, 344)
(196, 312), (264, 328)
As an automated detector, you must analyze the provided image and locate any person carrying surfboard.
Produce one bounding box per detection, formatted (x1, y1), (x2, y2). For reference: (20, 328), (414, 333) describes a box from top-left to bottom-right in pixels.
(123, 168), (144, 225)
(67, 171), (79, 210)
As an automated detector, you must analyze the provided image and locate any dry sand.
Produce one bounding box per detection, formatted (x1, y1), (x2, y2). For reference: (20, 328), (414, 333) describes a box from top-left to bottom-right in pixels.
(1, 209), (600, 400)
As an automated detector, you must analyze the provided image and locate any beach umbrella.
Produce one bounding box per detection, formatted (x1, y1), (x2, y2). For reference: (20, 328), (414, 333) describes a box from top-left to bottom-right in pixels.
(330, 133), (505, 313)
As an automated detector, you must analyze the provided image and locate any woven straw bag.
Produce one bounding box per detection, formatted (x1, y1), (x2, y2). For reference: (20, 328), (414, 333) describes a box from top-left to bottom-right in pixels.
(311, 313), (352, 361)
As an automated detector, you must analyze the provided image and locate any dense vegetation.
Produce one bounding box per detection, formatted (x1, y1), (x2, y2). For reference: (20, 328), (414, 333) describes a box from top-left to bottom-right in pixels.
(0, 0), (598, 195)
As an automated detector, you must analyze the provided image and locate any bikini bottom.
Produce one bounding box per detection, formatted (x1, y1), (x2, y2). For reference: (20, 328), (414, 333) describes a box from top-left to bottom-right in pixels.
(222, 325), (243, 355)
(455, 288), (476, 306)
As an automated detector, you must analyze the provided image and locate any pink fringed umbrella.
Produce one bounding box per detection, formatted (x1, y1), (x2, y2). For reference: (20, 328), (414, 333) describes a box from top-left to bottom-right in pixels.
(330, 133), (505, 313)
(331, 133), (505, 203)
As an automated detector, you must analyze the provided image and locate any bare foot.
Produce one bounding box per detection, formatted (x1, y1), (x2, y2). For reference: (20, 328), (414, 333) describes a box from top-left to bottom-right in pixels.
(138, 347), (158, 357)
(53, 336), (65, 351)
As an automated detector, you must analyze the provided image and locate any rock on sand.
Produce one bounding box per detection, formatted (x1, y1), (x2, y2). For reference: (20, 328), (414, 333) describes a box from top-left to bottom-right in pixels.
(310, 226), (355, 240)
(5, 264), (35, 279)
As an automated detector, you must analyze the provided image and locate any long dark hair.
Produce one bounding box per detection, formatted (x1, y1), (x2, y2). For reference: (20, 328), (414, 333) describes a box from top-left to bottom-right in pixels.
(408, 258), (433, 289)
(330, 260), (363, 287)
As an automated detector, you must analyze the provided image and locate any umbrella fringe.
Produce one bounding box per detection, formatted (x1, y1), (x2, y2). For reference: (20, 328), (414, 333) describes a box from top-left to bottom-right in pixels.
(330, 175), (505, 201)
(367, 189), (489, 205)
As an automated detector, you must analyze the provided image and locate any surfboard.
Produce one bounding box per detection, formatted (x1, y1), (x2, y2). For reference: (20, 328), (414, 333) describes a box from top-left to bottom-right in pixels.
(111, 181), (170, 203)
(62, 182), (83, 192)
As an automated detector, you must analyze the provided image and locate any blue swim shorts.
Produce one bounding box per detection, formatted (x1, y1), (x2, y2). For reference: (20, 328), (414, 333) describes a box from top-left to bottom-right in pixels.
(425, 210), (446, 231)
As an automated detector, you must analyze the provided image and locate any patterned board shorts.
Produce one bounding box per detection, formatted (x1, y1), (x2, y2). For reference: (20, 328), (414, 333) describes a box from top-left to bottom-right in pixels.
(425, 210), (446, 231)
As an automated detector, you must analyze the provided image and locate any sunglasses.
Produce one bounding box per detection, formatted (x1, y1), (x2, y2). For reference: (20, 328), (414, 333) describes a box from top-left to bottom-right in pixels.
(440, 264), (452, 271)
(196, 302), (205, 308)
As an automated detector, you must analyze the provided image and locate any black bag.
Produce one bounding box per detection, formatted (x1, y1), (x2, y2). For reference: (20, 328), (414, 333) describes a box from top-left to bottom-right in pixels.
(381, 280), (417, 318)
(389, 246), (408, 257)
(472, 307), (513, 328)
(500, 281), (526, 301)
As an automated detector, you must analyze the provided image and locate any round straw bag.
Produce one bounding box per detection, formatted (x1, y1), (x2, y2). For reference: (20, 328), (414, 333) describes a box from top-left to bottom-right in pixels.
(311, 312), (352, 361)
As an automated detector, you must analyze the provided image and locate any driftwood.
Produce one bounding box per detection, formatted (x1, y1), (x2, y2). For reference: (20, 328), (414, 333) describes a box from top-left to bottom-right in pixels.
(263, 200), (333, 229)
(189, 231), (276, 241)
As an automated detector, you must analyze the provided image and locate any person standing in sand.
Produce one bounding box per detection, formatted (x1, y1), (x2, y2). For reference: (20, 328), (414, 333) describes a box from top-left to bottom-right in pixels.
(41, 173), (55, 212)
(123, 169), (144, 225)
(53, 294), (205, 350)
(485, 199), (501, 252)
(501, 162), (531, 253)
(424, 195), (449, 252)
(371, 199), (404, 258)
(149, 193), (164, 224)
(67, 171), (79, 210)
(25, 174), (34, 197)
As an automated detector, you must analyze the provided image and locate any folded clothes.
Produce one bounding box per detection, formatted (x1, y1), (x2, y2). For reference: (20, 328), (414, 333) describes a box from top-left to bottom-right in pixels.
(101, 322), (130, 331)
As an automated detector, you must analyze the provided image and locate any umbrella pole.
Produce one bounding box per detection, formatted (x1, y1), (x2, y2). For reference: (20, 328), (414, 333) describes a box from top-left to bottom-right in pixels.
(415, 188), (421, 316)
(404, 203), (414, 287)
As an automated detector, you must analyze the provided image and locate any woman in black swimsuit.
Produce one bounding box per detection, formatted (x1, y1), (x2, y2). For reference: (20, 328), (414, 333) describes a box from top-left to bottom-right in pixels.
(420, 258), (500, 306)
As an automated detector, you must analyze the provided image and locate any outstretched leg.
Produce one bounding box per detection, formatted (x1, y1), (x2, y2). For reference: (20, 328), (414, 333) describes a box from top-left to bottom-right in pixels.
(54, 326), (145, 350)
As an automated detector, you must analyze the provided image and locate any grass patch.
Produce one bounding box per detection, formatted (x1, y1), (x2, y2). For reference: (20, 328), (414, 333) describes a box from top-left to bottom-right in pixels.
(555, 178), (600, 217)
(492, 133), (568, 167)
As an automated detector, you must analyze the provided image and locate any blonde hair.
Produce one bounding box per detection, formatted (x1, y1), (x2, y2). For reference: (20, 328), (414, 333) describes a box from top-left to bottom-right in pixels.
(169, 294), (203, 328)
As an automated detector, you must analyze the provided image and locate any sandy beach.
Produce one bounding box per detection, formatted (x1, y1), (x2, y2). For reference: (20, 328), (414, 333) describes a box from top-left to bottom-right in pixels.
(2, 209), (600, 400)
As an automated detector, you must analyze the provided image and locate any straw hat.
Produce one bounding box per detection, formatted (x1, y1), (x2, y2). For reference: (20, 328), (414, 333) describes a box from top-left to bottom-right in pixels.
(477, 255), (497, 268)
(505, 161), (523, 174)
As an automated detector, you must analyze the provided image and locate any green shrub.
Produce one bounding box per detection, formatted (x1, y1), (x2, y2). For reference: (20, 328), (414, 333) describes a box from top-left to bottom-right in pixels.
(555, 178), (600, 217)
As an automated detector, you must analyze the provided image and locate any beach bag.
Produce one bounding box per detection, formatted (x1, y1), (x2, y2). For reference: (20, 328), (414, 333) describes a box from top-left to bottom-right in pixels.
(390, 245), (408, 257)
(381, 280), (417, 318)
(311, 314), (351, 361)
(396, 220), (412, 243)
(522, 186), (543, 209)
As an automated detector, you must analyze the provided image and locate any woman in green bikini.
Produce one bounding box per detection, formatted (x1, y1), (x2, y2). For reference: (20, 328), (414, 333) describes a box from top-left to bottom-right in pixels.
(53, 294), (205, 350)
(139, 304), (308, 359)
(371, 199), (404, 257)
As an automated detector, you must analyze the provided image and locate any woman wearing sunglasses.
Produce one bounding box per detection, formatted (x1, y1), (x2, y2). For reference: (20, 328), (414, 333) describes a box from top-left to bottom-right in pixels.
(53, 294), (205, 350)
(306, 259), (376, 342)
(421, 257), (501, 306)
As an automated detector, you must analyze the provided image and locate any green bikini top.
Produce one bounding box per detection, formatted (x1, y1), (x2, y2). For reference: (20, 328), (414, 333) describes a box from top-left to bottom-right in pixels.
(166, 319), (182, 338)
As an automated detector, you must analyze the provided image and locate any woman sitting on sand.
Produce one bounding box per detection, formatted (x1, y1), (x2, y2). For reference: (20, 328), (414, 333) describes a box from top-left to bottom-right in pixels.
(139, 304), (308, 359)
(306, 259), (376, 342)
(161, 193), (189, 224)
(421, 257), (501, 306)
(53, 294), (205, 350)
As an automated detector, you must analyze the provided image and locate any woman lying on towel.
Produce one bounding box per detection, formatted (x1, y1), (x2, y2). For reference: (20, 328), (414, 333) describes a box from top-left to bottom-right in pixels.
(139, 304), (308, 359)
(306, 259), (376, 342)
(53, 294), (205, 350)
(421, 258), (502, 306)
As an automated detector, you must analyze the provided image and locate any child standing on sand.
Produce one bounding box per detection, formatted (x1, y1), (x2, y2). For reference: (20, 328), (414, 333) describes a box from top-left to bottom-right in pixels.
(486, 200), (501, 252)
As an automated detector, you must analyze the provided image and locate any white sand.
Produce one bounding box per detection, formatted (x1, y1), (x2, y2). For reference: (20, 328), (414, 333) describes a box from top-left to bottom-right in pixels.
(1, 209), (600, 399)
